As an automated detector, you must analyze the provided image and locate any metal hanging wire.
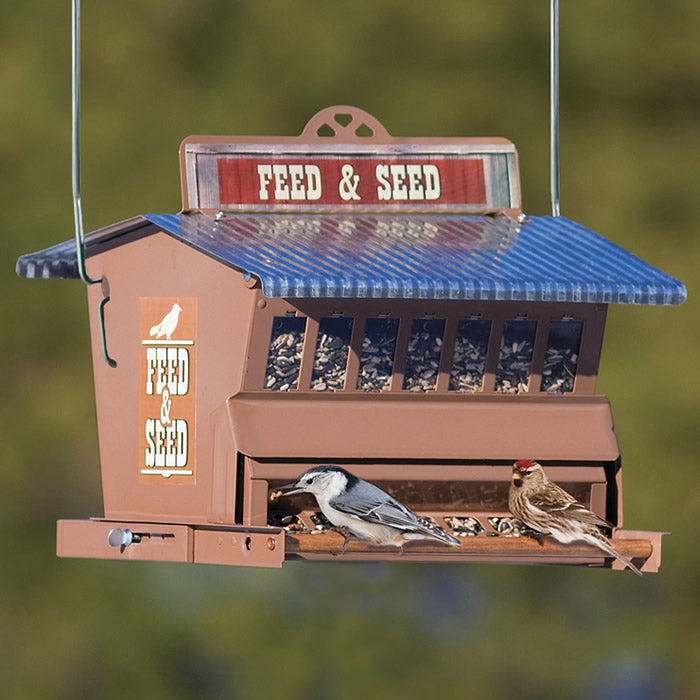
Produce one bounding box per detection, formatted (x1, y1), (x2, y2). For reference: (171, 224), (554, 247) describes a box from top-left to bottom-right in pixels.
(550, 0), (561, 216)
(72, 0), (117, 367)
(70, 0), (560, 368)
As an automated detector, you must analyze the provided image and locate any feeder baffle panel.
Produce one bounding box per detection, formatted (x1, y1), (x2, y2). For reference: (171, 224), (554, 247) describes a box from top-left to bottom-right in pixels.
(17, 106), (685, 571)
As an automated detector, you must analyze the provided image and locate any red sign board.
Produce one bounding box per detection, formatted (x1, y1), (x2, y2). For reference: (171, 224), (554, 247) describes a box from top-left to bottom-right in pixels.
(217, 156), (487, 208)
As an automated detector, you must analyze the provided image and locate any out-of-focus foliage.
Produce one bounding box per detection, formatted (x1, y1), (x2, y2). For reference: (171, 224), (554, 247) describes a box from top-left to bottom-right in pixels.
(2, 1), (698, 698)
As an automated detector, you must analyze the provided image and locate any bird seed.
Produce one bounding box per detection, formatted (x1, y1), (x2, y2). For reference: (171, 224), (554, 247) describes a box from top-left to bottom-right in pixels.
(540, 319), (582, 393)
(444, 516), (484, 536)
(265, 317), (306, 390)
(449, 318), (491, 392)
(267, 512), (310, 533)
(403, 318), (445, 391)
(487, 516), (528, 536)
(310, 511), (334, 531)
(311, 317), (353, 391)
(494, 319), (537, 393)
(357, 317), (399, 391)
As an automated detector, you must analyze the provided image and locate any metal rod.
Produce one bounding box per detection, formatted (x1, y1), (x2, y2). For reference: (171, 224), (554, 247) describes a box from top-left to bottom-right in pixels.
(550, 0), (561, 216)
(72, 0), (117, 366)
(72, 0), (98, 285)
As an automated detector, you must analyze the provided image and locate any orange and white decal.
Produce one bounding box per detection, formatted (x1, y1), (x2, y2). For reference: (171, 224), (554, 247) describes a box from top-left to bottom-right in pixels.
(139, 298), (196, 480)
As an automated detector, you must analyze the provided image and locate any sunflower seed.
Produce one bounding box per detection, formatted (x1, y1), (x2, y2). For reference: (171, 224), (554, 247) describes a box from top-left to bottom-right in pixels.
(311, 318), (353, 391)
(540, 345), (578, 393)
(487, 516), (528, 536)
(358, 318), (399, 391)
(444, 516), (484, 536)
(403, 319), (445, 391)
(265, 320), (306, 391)
(495, 320), (536, 393)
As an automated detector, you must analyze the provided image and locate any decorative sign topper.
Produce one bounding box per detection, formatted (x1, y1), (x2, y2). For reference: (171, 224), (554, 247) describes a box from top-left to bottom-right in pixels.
(139, 298), (196, 480)
(217, 156), (485, 208)
(180, 106), (521, 215)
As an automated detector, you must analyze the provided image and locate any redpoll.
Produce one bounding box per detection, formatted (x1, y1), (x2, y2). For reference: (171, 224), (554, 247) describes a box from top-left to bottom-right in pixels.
(509, 459), (642, 576)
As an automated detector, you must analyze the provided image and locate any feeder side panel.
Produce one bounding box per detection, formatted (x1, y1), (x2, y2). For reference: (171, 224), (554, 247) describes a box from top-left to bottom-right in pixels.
(226, 392), (620, 462)
(86, 232), (256, 524)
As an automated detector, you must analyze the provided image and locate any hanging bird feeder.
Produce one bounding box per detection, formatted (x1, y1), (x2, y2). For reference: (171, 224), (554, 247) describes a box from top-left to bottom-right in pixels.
(16, 4), (685, 571)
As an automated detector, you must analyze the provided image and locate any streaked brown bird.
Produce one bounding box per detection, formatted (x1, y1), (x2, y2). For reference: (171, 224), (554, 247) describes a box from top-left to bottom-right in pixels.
(509, 459), (642, 576)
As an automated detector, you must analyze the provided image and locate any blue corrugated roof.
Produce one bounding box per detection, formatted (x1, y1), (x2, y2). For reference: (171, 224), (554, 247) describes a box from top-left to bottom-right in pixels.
(16, 212), (686, 305)
(145, 212), (686, 304)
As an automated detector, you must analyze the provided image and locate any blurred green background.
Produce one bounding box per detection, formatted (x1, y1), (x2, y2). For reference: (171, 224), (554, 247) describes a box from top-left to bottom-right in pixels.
(2, 1), (698, 698)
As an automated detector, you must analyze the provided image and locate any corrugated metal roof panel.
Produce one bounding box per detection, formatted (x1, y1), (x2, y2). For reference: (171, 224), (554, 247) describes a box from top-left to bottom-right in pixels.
(16, 212), (686, 305)
(16, 238), (81, 280)
(15, 216), (154, 280)
(145, 212), (686, 304)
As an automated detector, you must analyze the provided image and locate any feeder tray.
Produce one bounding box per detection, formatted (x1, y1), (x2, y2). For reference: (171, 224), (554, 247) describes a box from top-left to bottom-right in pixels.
(18, 105), (684, 571)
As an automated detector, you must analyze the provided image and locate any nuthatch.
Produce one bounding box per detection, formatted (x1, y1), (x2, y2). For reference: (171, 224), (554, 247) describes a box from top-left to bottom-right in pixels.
(281, 465), (460, 555)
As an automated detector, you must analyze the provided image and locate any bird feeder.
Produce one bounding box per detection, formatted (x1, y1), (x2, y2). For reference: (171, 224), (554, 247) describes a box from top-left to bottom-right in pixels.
(16, 104), (685, 571)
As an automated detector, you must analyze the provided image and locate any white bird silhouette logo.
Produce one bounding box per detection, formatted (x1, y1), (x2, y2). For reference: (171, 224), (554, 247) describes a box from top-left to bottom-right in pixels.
(149, 303), (183, 340)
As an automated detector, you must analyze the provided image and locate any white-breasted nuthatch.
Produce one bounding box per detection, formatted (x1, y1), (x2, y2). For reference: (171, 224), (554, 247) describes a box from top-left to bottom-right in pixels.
(280, 465), (460, 554)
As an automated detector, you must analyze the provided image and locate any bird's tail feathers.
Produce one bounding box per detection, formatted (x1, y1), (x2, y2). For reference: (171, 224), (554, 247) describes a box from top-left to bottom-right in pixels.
(415, 517), (461, 547)
(149, 324), (160, 337)
(589, 532), (642, 576)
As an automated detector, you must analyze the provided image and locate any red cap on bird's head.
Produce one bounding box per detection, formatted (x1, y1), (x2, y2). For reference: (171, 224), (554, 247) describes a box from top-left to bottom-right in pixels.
(513, 459), (537, 472)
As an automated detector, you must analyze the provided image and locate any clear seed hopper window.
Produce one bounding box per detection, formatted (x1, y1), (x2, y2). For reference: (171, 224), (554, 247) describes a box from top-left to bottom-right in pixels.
(265, 316), (306, 390)
(256, 307), (593, 395)
(403, 318), (445, 391)
(495, 318), (537, 393)
(541, 319), (583, 393)
(311, 317), (353, 391)
(450, 318), (491, 392)
(357, 317), (399, 391)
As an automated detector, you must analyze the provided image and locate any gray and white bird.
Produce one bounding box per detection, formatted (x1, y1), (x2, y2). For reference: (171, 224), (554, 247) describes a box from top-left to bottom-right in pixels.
(509, 459), (642, 575)
(280, 465), (460, 554)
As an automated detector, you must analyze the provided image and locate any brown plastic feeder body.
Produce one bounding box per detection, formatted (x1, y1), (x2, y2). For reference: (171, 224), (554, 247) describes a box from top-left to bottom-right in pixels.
(17, 107), (685, 571)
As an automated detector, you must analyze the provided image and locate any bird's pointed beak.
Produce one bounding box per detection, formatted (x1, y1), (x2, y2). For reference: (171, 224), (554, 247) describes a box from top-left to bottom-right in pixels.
(278, 482), (303, 495)
(512, 472), (523, 486)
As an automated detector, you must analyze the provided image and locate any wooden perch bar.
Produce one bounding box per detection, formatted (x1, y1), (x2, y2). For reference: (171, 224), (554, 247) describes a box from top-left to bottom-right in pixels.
(285, 531), (653, 564)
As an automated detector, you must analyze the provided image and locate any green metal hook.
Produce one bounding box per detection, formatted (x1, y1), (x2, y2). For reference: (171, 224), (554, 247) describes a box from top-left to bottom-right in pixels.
(98, 293), (118, 368)
(72, 0), (116, 368)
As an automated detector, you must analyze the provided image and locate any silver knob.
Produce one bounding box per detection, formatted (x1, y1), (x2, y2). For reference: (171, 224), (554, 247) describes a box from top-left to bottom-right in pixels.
(107, 528), (141, 548)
